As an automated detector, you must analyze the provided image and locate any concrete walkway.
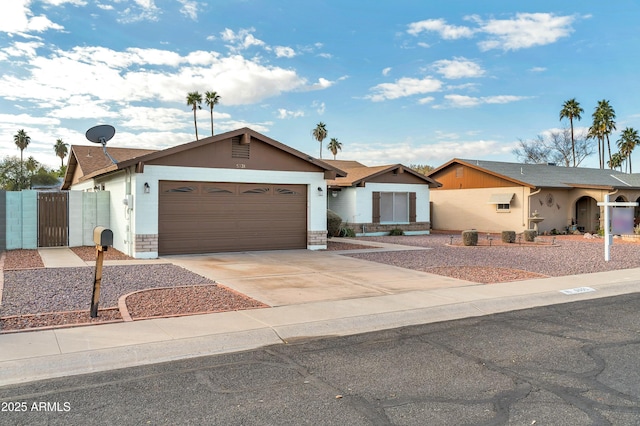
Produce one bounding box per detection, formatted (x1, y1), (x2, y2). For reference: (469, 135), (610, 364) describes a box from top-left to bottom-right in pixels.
(1, 242), (640, 386)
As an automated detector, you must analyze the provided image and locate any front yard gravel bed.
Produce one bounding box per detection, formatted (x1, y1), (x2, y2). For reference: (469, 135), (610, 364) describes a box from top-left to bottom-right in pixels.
(347, 234), (640, 279)
(1, 264), (216, 316)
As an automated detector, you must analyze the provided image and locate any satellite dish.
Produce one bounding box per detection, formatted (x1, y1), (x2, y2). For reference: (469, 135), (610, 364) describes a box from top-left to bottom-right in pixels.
(86, 124), (117, 164)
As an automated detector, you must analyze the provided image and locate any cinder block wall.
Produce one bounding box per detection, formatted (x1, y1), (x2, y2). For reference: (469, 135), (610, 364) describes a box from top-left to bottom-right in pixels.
(6, 191), (38, 249)
(3, 190), (111, 250)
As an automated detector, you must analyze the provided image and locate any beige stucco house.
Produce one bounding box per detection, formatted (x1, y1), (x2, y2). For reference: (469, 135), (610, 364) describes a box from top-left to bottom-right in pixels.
(427, 158), (640, 234)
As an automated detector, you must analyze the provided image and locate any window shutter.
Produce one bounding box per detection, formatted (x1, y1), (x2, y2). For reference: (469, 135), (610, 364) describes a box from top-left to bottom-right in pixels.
(409, 192), (416, 222)
(372, 192), (381, 223)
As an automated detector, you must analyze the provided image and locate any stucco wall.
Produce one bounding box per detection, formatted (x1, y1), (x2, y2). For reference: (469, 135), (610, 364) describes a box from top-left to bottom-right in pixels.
(430, 187), (528, 233)
(327, 188), (357, 224)
(328, 183), (432, 235)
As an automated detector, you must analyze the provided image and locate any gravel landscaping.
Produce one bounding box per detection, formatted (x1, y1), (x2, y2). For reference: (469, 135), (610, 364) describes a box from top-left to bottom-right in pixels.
(0, 261), (268, 332)
(346, 234), (640, 282)
(2, 234), (639, 332)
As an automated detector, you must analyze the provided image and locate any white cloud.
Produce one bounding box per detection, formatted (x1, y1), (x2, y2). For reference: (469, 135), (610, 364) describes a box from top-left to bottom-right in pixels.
(0, 44), (308, 107)
(382, 67), (391, 76)
(221, 28), (266, 52)
(42, 0), (87, 5)
(530, 67), (547, 73)
(432, 57), (485, 79)
(46, 95), (119, 119)
(407, 19), (475, 39)
(366, 77), (442, 102)
(0, 113), (60, 126)
(475, 13), (576, 51)
(437, 94), (530, 108)
(317, 52), (332, 59)
(418, 96), (435, 105)
(2, 41), (43, 59)
(309, 77), (334, 90)
(342, 139), (505, 167)
(408, 13), (578, 52)
(312, 101), (325, 115)
(276, 108), (304, 119)
(177, 0), (198, 20)
(118, 106), (228, 131)
(274, 46), (296, 58)
(0, 0), (64, 35)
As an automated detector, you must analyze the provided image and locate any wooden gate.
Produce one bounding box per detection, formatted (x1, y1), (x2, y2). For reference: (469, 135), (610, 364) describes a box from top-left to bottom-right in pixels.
(38, 192), (69, 247)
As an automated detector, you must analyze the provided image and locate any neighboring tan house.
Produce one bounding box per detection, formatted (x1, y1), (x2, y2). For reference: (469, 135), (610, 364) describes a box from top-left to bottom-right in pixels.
(324, 160), (441, 235)
(427, 158), (640, 234)
(62, 128), (344, 258)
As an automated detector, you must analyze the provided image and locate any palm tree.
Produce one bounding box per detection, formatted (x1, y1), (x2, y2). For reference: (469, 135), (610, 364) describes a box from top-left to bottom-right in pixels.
(204, 91), (221, 136)
(13, 129), (30, 189)
(327, 138), (342, 160)
(53, 138), (68, 167)
(186, 91), (203, 140)
(617, 127), (640, 173)
(593, 100), (616, 169)
(312, 122), (328, 159)
(587, 110), (604, 169)
(559, 98), (583, 167)
(608, 152), (624, 172)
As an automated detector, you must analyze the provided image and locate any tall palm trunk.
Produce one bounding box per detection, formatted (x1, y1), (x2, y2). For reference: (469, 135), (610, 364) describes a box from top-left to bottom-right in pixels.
(570, 117), (576, 167)
(193, 109), (199, 141)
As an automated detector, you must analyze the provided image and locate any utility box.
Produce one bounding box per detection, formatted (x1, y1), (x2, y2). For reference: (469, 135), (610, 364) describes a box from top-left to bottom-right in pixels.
(93, 226), (113, 248)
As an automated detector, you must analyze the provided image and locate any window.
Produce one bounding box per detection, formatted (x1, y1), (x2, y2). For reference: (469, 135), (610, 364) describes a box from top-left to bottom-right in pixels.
(496, 203), (510, 212)
(380, 192), (409, 223)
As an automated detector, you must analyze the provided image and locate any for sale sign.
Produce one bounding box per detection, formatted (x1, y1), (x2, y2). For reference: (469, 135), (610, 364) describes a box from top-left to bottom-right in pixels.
(611, 207), (634, 235)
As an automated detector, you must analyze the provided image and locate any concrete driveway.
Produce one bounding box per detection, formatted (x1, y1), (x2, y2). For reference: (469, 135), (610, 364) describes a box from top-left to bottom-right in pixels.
(165, 246), (471, 307)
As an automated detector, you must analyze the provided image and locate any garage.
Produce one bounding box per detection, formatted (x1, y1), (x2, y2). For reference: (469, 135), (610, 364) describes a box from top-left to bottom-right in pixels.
(159, 180), (307, 255)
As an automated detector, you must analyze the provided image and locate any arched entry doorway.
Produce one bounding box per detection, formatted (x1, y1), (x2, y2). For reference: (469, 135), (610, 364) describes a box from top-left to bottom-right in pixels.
(575, 196), (598, 233)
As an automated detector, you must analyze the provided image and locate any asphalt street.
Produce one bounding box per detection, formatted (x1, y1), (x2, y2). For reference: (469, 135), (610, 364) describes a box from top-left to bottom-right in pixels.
(1, 293), (639, 425)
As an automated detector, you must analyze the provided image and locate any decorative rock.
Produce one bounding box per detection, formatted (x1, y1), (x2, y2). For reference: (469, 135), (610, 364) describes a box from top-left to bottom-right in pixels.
(524, 229), (537, 242)
(462, 230), (478, 246)
(501, 231), (516, 243)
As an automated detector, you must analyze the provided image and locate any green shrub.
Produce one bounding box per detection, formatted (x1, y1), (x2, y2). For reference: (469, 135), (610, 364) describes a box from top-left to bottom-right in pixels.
(462, 230), (478, 246)
(523, 229), (537, 242)
(340, 227), (356, 237)
(327, 209), (342, 238)
(501, 231), (516, 243)
(389, 228), (404, 236)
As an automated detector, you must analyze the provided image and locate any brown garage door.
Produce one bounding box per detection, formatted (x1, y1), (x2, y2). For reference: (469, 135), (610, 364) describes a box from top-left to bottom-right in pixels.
(159, 181), (307, 255)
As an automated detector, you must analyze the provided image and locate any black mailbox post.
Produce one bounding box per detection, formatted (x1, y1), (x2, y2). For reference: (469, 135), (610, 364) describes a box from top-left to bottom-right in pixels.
(90, 226), (113, 318)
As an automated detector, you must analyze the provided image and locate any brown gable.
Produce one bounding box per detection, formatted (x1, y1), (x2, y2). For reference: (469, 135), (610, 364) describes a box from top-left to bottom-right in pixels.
(64, 128), (345, 189)
(325, 160), (440, 188)
(146, 134), (323, 173)
(62, 145), (157, 189)
(428, 159), (532, 190)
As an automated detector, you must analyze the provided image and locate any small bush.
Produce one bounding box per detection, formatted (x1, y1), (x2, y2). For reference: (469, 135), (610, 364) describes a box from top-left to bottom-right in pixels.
(462, 230), (478, 246)
(327, 209), (342, 238)
(501, 231), (516, 243)
(523, 229), (537, 242)
(389, 228), (404, 236)
(340, 227), (356, 237)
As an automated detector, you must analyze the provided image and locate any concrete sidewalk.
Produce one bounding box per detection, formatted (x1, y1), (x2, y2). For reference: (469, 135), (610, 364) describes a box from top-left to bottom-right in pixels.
(1, 245), (640, 386)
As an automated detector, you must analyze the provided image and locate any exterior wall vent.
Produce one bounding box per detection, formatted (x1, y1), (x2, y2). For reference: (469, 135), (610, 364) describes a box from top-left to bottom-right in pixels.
(231, 136), (250, 159)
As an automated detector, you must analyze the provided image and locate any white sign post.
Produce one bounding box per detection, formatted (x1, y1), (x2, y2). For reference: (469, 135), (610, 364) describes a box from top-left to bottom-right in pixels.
(597, 194), (638, 261)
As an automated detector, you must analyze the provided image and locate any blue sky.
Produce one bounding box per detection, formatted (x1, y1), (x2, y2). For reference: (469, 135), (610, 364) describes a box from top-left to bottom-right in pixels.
(1, 1), (639, 170)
